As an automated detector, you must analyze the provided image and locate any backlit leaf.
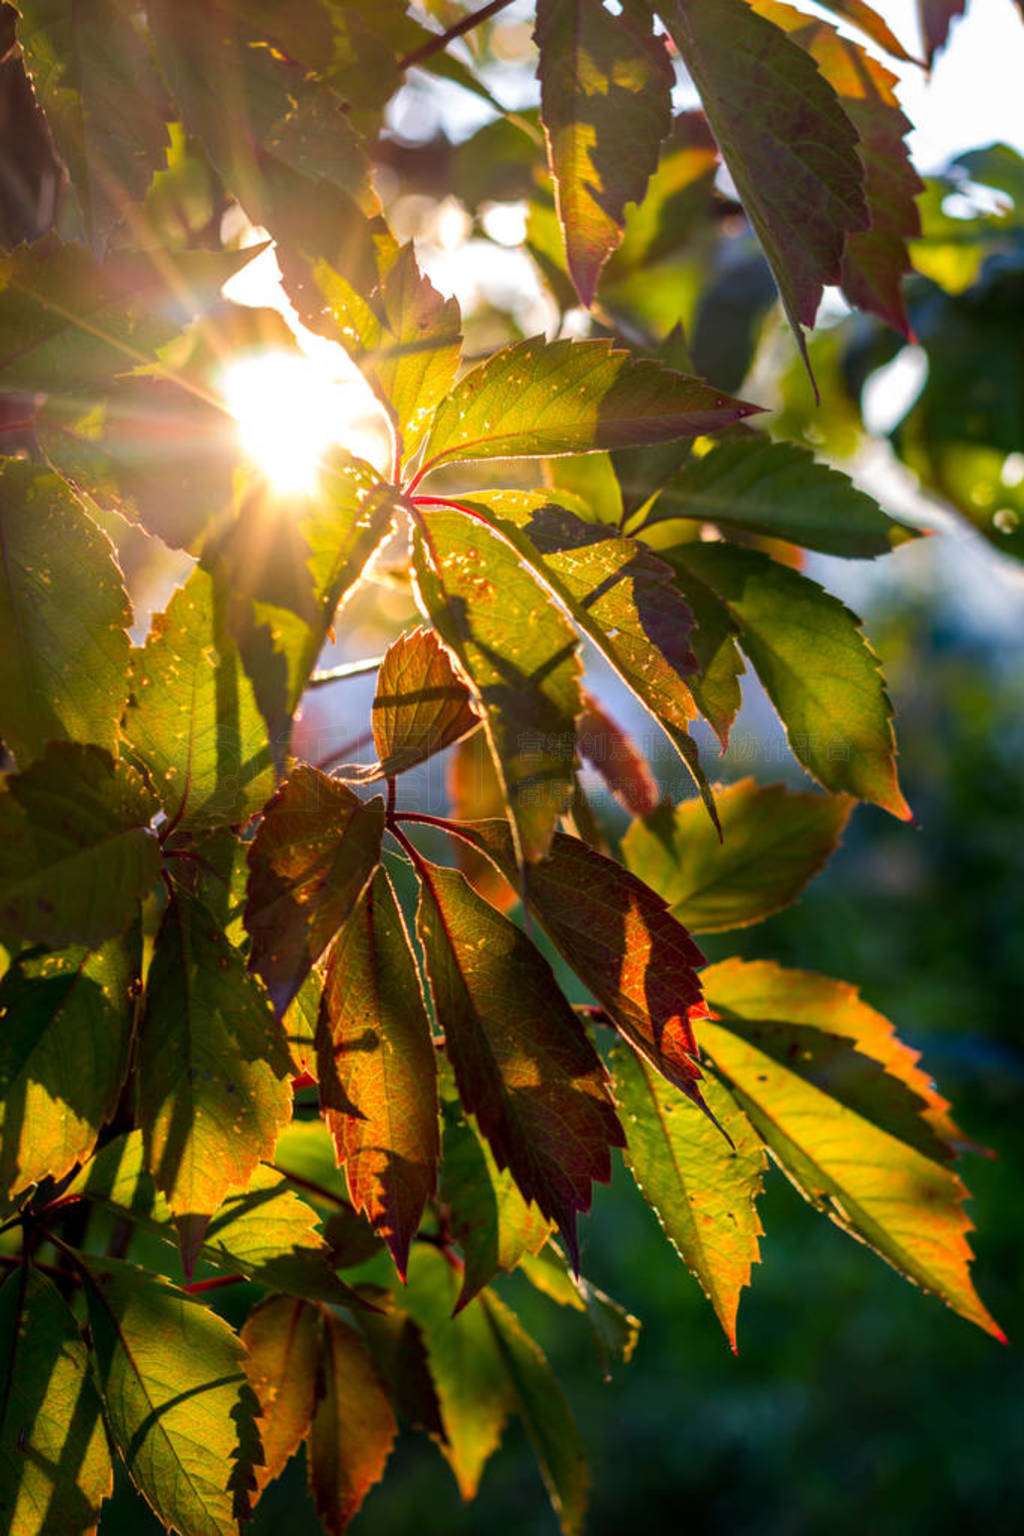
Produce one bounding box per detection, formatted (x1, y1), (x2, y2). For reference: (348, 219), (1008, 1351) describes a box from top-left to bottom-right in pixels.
(241, 1295), (319, 1496)
(417, 336), (761, 474)
(81, 1256), (258, 1536)
(412, 506), (582, 864)
(916, 0), (966, 65)
(16, 0), (170, 244)
(416, 857), (622, 1267)
(576, 694), (659, 818)
(535, 0), (674, 305)
(0, 743), (159, 948)
(670, 542), (911, 818)
(659, 0), (868, 367)
(465, 493), (717, 822)
(245, 766), (385, 1016)
(644, 437), (913, 557)
(612, 1042), (766, 1350)
(125, 566), (275, 831)
(307, 1308), (397, 1535)
(0, 935), (134, 1197)
(517, 1245), (641, 1381)
(813, 1), (920, 62)
(137, 890), (292, 1267)
(345, 626), (479, 782)
(453, 820), (709, 1103)
(700, 960), (1003, 1339)
(752, 1), (924, 336)
(0, 461), (131, 766)
(441, 1098), (552, 1312)
(622, 778), (851, 933)
(318, 868), (439, 1277)
(446, 730), (518, 912)
(0, 1268), (112, 1536)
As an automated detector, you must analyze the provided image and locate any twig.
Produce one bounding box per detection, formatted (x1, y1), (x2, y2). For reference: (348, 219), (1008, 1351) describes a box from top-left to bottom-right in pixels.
(397, 0), (517, 71)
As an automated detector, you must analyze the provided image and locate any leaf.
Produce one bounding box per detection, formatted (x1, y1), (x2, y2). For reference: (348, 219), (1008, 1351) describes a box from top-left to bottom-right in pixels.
(317, 868), (439, 1277)
(670, 542), (911, 818)
(916, 0), (966, 66)
(81, 1256), (260, 1535)
(71, 1133), (369, 1308)
(535, 0), (674, 305)
(241, 1295), (319, 1497)
(146, 0), (369, 226)
(659, 0), (868, 368)
(611, 1042), (766, 1350)
(354, 1305), (446, 1441)
(622, 778), (852, 933)
(440, 1098), (552, 1312)
(124, 566), (275, 830)
(643, 436), (913, 557)
(411, 506), (582, 864)
(446, 731), (518, 913)
(461, 493), (718, 823)
(0, 935), (134, 1197)
(699, 960), (1004, 1339)
(0, 461), (131, 767)
(244, 766), (385, 1016)
(702, 959), (967, 1165)
(480, 1290), (590, 1536)
(416, 858), (622, 1268)
(417, 335), (762, 474)
(0, 743), (159, 948)
(576, 694), (659, 818)
(0, 1268), (112, 1536)
(307, 1308), (397, 1536)
(667, 555), (746, 749)
(15, 0), (170, 244)
(454, 820), (710, 1104)
(399, 1247), (511, 1500)
(752, 1), (924, 336)
(813, 1), (920, 62)
(137, 890), (292, 1268)
(344, 626), (479, 782)
(517, 1245), (641, 1381)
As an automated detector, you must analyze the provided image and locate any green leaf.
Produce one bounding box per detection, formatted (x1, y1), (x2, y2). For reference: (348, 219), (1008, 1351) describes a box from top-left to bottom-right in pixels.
(659, 0), (868, 368)
(670, 542), (911, 818)
(480, 1290), (590, 1536)
(15, 0), (170, 244)
(0, 461), (131, 766)
(466, 492), (720, 823)
(611, 1042), (766, 1350)
(417, 336), (761, 474)
(81, 1255), (259, 1536)
(667, 555), (746, 749)
(137, 890), (292, 1267)
(71, 1133), (369, 1308)
(643, 437), (914, 557)
(397, 1247), (511, 1499)
(0, 1267), (112, 1536)
(453, 821), (710, 1106)
(535, 0), (674, 305)
(244, 766), (385, 1016)
(146, 0), (369, 226)
(441, 1099), (551, 1312)
(124, 567), (275, 830)
(0, 743), (159, 948)
(344, 625), (479, 782)
(622, 778), (851, 933)
(416, 858), (622, 1268)
(241, 1294), (319, 1498)
(700, 959), (1004, 1339)
(752, 1), (924, 336)
(411, 506), (582, 864)
(0, 236), (258, 398)
(0, 935), (134, 1197)
(702, 959), (967, 1165)
(307, 1307), (397, 1536)
(317, 868), (439, 1277)
(517, 1245), (641, 1381)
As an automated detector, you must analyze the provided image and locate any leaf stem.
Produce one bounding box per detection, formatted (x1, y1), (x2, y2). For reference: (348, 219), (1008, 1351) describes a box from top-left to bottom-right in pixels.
(308, 656), (386, 689)
(184, 1273), (247, 1295)
(397, 0), (517, 71)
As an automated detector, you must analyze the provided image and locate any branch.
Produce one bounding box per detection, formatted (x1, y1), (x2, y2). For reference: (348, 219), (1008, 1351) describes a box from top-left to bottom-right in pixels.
(397, 0), (517, 71)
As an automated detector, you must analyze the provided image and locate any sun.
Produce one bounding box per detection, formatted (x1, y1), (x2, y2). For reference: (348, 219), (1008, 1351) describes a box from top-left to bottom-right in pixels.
(221, 349), (388, 494)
